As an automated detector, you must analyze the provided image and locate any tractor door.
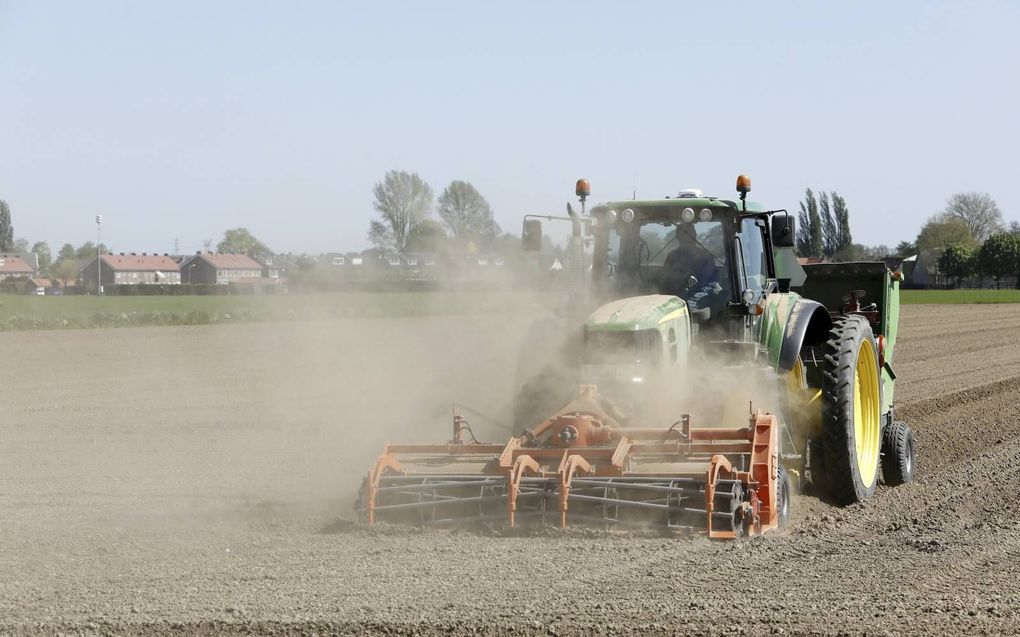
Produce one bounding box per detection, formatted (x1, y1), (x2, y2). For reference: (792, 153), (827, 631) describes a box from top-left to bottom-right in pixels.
(735, 216), (771, 306)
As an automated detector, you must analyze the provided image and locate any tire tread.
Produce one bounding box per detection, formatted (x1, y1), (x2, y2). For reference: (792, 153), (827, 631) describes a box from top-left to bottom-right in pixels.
(820, 314), (880, 504)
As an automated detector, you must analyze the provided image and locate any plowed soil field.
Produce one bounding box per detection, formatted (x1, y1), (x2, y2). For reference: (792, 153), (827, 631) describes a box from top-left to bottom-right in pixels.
(2, 304), (1019, 636)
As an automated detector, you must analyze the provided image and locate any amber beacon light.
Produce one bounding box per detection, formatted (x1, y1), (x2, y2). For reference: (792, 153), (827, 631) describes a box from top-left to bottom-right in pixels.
(575, 178), (591, 202)
(736, 174), (752, 195)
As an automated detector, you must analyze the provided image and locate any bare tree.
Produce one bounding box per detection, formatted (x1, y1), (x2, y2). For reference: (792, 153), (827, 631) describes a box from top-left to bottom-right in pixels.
(942, 192), (1003, 242)
(369, 170), (433, 252)
(437, 180), (500, 244)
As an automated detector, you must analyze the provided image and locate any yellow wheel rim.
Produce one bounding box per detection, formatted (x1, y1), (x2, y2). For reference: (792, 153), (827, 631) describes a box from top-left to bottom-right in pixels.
(786, 357), (807, 392)
(853, 339), (881, 487)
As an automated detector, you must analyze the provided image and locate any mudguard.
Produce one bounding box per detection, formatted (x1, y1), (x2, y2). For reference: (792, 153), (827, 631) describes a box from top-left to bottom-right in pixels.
(777, 300), (831, 373)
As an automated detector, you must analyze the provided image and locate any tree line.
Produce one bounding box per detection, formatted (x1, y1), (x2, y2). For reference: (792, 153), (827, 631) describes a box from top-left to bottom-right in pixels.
(5, 184), (1016, 288)
(902, 192), (1019, 288)
(367, 170), (509, 256)
(793, 188), (1019, 287)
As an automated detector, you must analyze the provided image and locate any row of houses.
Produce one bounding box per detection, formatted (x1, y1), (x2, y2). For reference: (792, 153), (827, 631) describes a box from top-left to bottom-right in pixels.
(2, 248), (526, 295)
(79, 252), (273, 289)
(3, 251), (274, 289)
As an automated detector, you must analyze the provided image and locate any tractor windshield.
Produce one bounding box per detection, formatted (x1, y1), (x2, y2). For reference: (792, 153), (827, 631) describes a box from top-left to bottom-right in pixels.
(601, 219), (728, 313)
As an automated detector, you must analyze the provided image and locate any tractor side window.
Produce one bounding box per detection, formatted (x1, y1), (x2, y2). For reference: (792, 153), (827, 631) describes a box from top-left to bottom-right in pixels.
(739, 218), (768, 298)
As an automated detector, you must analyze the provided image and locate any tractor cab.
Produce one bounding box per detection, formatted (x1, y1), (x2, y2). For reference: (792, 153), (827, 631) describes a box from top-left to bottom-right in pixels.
(589, 197), (771, 325)
(523, 176), (800, 333)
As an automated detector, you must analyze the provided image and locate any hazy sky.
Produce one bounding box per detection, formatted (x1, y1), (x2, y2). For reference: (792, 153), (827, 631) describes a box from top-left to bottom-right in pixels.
(2, 1), (1018, 254)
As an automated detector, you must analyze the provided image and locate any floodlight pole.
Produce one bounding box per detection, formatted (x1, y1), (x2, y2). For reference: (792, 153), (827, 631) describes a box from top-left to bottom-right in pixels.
(95, 214), (103, 295)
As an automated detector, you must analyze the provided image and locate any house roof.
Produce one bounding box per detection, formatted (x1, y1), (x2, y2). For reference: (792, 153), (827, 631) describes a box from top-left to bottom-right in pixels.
(0, 255), (36, 274)
(97, 254), (181, 272)
(31, 278), (53, 287)
(190, 253), (263, 270)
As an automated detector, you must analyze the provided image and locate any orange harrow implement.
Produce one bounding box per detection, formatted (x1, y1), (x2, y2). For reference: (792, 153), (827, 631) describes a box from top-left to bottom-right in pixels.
(357, 387), (782, 537)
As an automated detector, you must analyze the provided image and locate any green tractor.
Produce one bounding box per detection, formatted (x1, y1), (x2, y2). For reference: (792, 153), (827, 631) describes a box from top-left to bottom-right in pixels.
(356, 175), (915, 533)
(516, 176), (916, 504)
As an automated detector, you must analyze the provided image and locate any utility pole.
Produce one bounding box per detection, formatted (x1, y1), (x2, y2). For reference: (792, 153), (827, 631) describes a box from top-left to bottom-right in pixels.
(95, 214), (103, 295)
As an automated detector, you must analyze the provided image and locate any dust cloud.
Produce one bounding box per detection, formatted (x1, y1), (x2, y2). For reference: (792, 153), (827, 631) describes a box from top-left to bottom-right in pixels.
(642, 355), (788, 430)
(0, 291), (791, 543)
(0, 298), (560, 537)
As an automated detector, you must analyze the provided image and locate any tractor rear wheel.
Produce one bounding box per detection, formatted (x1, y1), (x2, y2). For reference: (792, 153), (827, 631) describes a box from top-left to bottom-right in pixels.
(820, 315), (883, 504)
(881, 421), (916, 486)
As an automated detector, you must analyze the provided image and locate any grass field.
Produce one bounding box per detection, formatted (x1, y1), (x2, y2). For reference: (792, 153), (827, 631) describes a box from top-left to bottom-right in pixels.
(0, 290), (558, 331)
(2, 287), (1017, 331)
(901, 289), (1020, 304)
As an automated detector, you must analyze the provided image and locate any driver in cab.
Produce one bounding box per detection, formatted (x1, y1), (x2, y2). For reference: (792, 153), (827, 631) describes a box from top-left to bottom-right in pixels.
(662, 224), (726, 319)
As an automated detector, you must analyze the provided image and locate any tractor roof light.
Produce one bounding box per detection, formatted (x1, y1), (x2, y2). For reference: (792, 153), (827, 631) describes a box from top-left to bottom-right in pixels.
(604, 209), (618, 225)
(681, 207), (695, 222)
(736, 174), (751, 210)
(621, 208), (635, 223)
(576, 178), (591, 201)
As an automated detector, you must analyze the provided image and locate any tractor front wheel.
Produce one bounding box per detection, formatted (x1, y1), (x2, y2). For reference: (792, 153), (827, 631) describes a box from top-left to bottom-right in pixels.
(820, 315), (883, 504)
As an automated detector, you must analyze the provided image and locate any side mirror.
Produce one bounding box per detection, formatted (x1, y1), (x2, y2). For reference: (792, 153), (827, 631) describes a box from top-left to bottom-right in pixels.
(771, 215), (796, 248)
(523, 219), (543, 252)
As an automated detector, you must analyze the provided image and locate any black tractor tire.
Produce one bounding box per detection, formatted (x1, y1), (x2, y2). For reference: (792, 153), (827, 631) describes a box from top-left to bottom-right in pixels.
(776, 465), (792, 529)
(881, 421), (916, 486)
(820, 314), (884, 505)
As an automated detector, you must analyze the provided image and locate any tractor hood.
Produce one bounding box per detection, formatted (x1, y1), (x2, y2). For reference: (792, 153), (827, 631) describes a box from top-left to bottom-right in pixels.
(585, 294), (687, 332)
